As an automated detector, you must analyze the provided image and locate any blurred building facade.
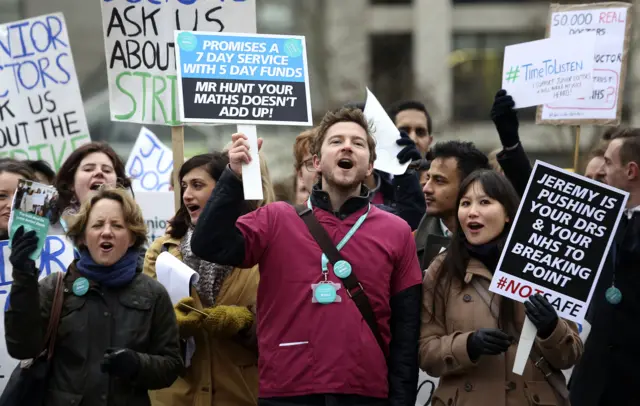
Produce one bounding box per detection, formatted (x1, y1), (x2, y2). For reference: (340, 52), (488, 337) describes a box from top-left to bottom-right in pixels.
(0, 0), (637, 179)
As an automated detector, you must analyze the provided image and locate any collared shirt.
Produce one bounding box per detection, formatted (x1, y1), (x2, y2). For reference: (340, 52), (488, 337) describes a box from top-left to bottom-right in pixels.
(624, 204), (640, 219)
(440, 219), (453, 238)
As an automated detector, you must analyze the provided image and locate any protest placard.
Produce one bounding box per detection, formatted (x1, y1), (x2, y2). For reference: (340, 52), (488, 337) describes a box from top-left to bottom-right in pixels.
(502, 34), (596, 109)
(489, 161), (628, 324)
(126, 127), (173, 192)
(8, 180), (58, 260)
(135, 191), (175, 244)
(0, 236), (74, 391)
(0, 13), (91, 170)
(100, 0), (256, 126)
(175, 31), (312, 126)
(538, 2), (632, 125)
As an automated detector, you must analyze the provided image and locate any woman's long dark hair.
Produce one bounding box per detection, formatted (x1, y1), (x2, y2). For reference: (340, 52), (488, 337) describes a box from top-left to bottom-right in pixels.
(168, 152), (229, 239)
(431, 169), (521, 330)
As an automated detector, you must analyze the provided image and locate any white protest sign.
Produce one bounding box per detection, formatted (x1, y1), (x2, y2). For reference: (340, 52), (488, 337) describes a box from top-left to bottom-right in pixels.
(100, 0), (256, 125)
(126, 127), (173, 192)
(538, 3), (632, 125)
(489, 161), (628, 324)
(0, 236), (74, 392)
(135, 191), (175, 245)
(416, 370), (439, 406)
(363, 88), (409, 176)
(502, 34), (596, 109)
(0, 13), (91, 170)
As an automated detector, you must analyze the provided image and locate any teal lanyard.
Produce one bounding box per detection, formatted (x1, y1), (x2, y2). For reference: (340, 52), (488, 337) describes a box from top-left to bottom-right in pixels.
(306, 199), (370, 273)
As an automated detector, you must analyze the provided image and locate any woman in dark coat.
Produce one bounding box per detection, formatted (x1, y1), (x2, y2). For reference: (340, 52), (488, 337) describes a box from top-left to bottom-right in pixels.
(5, 186), (182, 405)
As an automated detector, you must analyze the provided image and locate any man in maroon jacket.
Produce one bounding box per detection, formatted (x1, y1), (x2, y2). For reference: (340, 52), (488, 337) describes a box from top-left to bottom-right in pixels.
(191, 107), (422, 406)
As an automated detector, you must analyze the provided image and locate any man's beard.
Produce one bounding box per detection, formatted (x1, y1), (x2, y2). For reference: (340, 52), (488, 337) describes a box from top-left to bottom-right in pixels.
(323, 169), (366, 192)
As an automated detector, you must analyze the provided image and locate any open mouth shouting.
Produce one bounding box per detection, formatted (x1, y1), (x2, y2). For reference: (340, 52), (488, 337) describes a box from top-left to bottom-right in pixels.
(466, 221), (484, 234)
(186, 204), (201, 218)
(89, 181), (106, 191)
(337, 158), (354, 170)
(99, 241), (114, 253)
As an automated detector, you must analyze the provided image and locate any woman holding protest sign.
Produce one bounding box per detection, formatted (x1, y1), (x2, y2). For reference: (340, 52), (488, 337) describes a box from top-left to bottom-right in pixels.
(0, 160), (36, 240)
(144, 151), (275, 406)
(4, 186), (182, 405)
(419, 169), (582, 406)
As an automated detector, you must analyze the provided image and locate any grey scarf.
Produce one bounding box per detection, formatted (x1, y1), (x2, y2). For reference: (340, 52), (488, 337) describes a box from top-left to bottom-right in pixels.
(180, 228), (233, 307)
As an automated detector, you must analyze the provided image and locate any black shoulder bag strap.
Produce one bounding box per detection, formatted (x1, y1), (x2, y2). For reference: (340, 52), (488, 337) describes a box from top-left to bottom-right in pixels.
(470, 278), (570, 401)
(295, 205), (386, 354)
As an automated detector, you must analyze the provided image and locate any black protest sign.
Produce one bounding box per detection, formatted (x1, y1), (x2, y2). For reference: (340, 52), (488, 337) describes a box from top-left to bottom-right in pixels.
(490, 161), (628, 323)
(175, 31), (312, 126)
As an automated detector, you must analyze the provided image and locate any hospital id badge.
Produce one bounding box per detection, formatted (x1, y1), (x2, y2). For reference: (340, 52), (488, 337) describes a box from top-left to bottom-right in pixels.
(311, 281), (342, 304)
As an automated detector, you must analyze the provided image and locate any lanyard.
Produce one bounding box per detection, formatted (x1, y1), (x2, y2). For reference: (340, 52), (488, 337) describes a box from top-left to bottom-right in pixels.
(306, 199), (370, 273)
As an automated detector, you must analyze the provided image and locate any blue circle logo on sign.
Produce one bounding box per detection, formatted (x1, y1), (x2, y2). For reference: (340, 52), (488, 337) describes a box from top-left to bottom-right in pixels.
(177, 32), (198, 52)
(283, 39), (303, 58)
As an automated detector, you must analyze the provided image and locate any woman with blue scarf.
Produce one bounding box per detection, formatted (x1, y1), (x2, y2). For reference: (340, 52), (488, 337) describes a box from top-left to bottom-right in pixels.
(5, 187), (182, 406)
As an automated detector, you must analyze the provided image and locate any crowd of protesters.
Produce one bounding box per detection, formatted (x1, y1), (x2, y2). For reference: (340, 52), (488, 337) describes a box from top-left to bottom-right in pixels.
(0, 88), (637, 406)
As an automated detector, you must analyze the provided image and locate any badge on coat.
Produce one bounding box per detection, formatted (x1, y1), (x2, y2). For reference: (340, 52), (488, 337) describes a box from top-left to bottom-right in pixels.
(311, 282), (342, 304)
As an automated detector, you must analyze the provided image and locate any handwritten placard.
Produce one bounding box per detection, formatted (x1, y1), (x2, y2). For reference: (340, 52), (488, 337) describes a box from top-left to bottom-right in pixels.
(0, 236), (75, 392)
(126, 127), (173, 192)
(100, 0), (256, 126)
(502, 34), (596, 109)
(0, 13), (91, 170)
(538, 3), (632, 125)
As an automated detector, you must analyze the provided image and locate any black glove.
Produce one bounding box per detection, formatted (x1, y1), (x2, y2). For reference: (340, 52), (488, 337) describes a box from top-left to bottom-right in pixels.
(9, 226), (38, 276)
(467, 328), (512, 361)
(101, 348), (140, 380)
(490, 89), (520, 148)
(396, 131), (422, 164)
(524, 294), (559, 339)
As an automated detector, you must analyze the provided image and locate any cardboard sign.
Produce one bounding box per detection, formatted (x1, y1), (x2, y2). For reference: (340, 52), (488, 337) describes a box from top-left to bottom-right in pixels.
(0, 236), (74, 392)
(126, 127), (173, 192)
(502, 35), (595, 109)
(175, 31), (312, 126)
(0, 13), (91, 169)
(537, 2), (632, 125)
(135, 191), (175, 245)
(489, 161), (628, 323)
(100, 0), (256, 125)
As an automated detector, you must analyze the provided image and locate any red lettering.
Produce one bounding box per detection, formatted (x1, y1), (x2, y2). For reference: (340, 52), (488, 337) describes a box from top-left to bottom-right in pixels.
(506, 280), (521, 294)
(534, 288), (545, 295)
(518, 285), (532, 298)
(600, 11), (625, 24)
(599, 12), (606, 23)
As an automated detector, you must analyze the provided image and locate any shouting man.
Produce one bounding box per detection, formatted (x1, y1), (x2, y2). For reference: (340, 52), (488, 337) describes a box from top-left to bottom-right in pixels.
(191, 107), (422, 406)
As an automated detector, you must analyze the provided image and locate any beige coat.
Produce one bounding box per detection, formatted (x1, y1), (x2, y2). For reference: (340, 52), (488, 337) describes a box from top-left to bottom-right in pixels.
(420, 256), (583, 406)
(144, 235), (259, 406)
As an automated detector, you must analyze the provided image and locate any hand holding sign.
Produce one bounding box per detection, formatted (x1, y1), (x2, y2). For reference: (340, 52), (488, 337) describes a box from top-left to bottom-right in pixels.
(524, 293), (559, 338)
(228, 133), (264, 177)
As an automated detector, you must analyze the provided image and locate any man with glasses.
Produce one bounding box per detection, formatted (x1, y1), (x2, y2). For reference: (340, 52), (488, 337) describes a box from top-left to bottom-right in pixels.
(293, 129), (319, 204)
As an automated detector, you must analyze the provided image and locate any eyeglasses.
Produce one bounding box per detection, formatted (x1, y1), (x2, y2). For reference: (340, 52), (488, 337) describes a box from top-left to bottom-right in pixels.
(303, 158), (316, 172)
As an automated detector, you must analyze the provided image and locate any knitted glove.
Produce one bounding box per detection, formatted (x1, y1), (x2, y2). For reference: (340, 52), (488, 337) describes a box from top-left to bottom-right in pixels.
(174, 297), (205, 338)
(202, 305), (254, 337)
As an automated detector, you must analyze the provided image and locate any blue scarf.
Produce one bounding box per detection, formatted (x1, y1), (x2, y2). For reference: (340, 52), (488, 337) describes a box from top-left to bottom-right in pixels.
(76, 248), (139, 288)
